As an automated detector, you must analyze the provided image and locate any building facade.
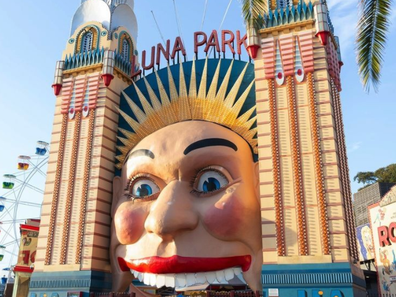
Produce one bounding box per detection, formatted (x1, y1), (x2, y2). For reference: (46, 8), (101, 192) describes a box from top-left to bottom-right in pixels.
(30, 0), (137, 294)
(12, 220), (40, 297)
(251, 0), (364, 295)
(353, 182), (396, 227)
(368, 185), (396, 295)
(29, 0), (365, 296)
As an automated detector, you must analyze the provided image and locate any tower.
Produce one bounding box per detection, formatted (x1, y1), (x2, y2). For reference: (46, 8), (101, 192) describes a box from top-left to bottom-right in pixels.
(252, 0), (365, 295)
(30, 0), (138, 295)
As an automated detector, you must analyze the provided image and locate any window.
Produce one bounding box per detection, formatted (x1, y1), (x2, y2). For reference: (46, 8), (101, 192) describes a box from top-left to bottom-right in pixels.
(81, 31), (93, 52)
(75, 27), (98, 54)
(278, 0), (292, 9)
(122, 39), (130, 61)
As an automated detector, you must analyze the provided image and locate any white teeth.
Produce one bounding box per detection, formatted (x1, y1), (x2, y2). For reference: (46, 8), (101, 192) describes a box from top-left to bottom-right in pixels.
(233, 267), (242, 275)
(236, 273), (246, 284)
(157, 275), (166, 288)
(176, 274), (187, 287)
(186, 273), (196, 286)
(144, 273), (151, 285)
(215, 270), (225, 283)
(195, 272), (206, 284)
(205, 271), (216, 283)
(150, 273), (157, 286)
(130, 267), (245, 288)
(225, 268), (234, 281)
(131, 270), (139, 278)
(165, 274), (175, 287)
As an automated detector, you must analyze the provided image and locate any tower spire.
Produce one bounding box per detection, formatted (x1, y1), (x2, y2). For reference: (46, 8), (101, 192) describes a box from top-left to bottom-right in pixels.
(81, 0), (134, 10)
(30, 0), (138, 293)
(71, 0), (138, 42)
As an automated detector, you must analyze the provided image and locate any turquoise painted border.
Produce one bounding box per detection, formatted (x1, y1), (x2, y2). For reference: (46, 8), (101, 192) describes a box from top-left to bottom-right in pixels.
(28, 271), (112, 297)
(261, 263), (366, 297)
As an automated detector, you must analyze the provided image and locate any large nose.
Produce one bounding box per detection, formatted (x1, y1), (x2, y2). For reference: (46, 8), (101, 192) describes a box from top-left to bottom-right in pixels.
(144, 181), (199, 241)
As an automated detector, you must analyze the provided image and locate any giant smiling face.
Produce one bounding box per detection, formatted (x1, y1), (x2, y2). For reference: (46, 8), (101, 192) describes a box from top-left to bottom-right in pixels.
(111, 121), (262, 293)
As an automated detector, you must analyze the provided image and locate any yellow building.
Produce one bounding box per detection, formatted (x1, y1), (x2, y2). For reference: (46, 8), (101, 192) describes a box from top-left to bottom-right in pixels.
(12, 219), (40, 297)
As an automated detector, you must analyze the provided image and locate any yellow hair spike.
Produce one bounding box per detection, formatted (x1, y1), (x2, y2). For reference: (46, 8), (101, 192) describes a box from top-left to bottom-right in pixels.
(215, 59), (233, 102)
(237, 106), (256, 124)
(189, 59), (197, 99)
(143, 77), (163, 112)
(229, 80), (255, 121)
(122, 91), (147, 124)
(197, 58), (209, 100)
(178, 62), (191, 119)
(223, 63), (249, 109)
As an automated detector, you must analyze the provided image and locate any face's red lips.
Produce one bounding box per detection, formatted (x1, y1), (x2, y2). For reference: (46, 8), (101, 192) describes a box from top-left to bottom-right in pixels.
(118, 255), (251, 274)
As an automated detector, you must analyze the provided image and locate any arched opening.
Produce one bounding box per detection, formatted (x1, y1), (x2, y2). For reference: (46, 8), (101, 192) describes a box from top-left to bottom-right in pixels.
(122, 39), (130, 61)
(76, 27), (99, 54)
(119, 33), (133, 62)
(82, 31), (93, 52)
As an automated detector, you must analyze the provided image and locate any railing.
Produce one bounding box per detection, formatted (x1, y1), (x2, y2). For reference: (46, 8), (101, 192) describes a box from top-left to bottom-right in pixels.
(63, 48), (133, 78)
(207, 291), (262, 297)
(90, 293), (135, 297)
(64, 48), (105, 71)
(114, 51), (132, 76)
(89, 290), (262, 297)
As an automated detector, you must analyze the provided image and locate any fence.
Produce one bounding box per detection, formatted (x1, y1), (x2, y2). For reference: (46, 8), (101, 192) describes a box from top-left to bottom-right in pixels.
(90, 290), (262, 297)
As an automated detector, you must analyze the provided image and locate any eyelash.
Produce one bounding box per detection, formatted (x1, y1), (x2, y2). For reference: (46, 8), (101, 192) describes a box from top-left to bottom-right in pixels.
(189, 167), (217, 188)
(125, 174), (152, 191)
(189, 166), (229, 195)
(124, 174), (160, 202)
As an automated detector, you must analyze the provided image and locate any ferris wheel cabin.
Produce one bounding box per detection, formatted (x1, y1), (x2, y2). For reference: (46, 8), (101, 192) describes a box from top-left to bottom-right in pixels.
(35, 141), (49, 156)
(2, 175), (16, 190)
(17, 156), (31, 171)
(0, 197), (5, 212)
(0, 245), (5, 261)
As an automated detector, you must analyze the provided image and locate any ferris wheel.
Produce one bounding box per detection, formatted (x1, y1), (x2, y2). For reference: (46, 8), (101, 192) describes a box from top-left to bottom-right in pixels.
(0, 141), (49, 269)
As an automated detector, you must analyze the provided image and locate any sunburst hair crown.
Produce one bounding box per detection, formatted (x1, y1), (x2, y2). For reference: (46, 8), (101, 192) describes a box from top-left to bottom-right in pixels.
(116, 58), (257, 169)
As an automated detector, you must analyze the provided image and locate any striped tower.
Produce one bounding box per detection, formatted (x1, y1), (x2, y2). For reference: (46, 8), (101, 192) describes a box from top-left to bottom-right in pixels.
(252, 0), (366, 296)
(29, 0), (138, 295)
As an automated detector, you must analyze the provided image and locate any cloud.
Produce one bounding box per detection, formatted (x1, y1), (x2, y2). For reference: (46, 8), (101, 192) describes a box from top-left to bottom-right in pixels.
(328, 0), (356, 12)
(348, 141), (362, 153)
(328, 0), (359, 55)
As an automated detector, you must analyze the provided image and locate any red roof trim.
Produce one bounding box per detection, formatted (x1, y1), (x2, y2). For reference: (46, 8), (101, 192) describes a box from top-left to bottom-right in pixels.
(13, 266), (33, 273)
(20, 225), (39, 232)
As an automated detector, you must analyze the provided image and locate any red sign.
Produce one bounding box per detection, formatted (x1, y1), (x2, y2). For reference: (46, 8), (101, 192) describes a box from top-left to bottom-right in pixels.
(378, 223), (396, 247)
(132, 30), (249, 77)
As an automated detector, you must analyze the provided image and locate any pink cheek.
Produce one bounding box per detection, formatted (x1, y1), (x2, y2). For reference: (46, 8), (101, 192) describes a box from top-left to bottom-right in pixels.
(203, 194), (244, 238)
(114, 203), (147, 245)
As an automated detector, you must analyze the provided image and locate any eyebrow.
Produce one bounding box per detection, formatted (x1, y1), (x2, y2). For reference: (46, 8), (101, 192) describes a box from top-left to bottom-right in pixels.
(184, 138), (238, 155)
(127, 149), (155, 161)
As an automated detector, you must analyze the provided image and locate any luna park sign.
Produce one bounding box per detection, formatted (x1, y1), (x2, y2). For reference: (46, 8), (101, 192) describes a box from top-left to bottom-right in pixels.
(131, 30), (251, 77)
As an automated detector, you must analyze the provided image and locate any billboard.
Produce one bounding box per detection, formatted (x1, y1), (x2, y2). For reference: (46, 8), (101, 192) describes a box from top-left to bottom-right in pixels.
(356, 223), (375, 261)
(14, 220), (39, 273)
(369, 185), (396, 295)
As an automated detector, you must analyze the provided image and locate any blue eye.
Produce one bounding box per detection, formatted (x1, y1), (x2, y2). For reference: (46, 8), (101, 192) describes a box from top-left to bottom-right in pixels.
(136, 184), (153, 196)
(203, 178), (221, 192)
(131, 179), (160, 199)
(196, 170), (229, 193)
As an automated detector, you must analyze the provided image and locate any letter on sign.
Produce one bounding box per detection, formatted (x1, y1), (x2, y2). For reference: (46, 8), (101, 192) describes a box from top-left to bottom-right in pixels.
(378, 226), (390, 247)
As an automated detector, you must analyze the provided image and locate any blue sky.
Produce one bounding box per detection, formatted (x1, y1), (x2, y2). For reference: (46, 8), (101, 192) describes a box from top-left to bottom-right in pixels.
(0, 0), (395, 268)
